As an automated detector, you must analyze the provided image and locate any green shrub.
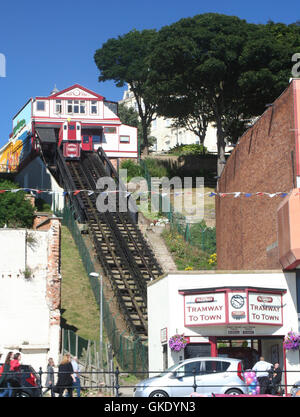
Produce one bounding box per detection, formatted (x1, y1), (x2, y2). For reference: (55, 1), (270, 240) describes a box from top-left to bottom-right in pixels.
(142, 158), (169, 178)
(168, 144), (208, 156)
(189, 220), (216, 254)
(0, 180), (35, 228)
(161, 227), (215, 270)
(35, 198), (52, 212)
(120, 159), (143, 182)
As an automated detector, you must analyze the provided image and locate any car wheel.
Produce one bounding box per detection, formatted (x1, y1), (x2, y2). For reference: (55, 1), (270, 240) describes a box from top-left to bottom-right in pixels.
(225, 389), (242, 396)
(149, 390), (169, 397)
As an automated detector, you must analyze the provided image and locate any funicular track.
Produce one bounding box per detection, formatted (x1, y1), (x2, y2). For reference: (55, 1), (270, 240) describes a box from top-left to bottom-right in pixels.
(54, 148), (163, 341)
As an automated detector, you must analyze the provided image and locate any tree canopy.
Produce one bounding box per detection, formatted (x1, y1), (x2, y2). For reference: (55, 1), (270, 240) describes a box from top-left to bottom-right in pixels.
(94, 29), (158, 155)
(0, 180), (35, 228)
(94, 14), (300, 172)
(148, 13), (300, 175)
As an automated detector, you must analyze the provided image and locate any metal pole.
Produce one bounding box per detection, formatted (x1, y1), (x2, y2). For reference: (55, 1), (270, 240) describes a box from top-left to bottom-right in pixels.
(100, 274), (103, 372)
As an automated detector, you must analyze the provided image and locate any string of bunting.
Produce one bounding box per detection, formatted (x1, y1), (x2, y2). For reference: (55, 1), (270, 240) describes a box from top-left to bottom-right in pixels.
(0, 188), (296, 198)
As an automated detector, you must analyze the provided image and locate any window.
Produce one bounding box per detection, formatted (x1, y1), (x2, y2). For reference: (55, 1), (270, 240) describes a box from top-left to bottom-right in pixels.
(104, 127), (116, 134)
(55, 100), (62, 113)
(37, 101), (45, 111)
(91, 101), (98, 114)
(69, 125), (75, 130)
(80, 100), (86, 114)
(176, 362), (201, 378)
(67, 100), (86, 114)
(67, 100), (73, 114)
(203, 361), (230, 374)
(92, 135), (101, 144)
(120, 135), (130, 143)
(73, 100), (79, 114)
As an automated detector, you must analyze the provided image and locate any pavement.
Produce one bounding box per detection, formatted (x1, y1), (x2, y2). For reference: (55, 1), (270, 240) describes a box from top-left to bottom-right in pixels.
(118, 386), (134, 397)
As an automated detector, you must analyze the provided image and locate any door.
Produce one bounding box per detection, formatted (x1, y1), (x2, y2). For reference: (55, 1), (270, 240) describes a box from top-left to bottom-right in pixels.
(170, 361), (203, 397)
(198, 360), (232, 395)
(67, 122), (77, 140)
(82, 135), (93, 151)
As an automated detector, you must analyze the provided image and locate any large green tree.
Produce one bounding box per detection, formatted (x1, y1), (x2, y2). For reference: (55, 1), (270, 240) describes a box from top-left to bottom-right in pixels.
(148, 14), (300, 176)
(94, 29), (158, 155)
(0, 180), (35, 228)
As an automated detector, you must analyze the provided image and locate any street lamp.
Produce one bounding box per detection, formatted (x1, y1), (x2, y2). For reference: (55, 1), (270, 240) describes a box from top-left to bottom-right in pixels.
(89, 272), (103, 372)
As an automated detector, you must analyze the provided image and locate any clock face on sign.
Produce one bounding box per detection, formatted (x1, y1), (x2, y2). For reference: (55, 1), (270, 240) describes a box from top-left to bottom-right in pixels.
(230, 294), (245, 309)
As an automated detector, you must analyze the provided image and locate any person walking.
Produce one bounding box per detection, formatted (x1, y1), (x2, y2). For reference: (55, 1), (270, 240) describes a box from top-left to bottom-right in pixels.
(10, 352), (22, 396)
(252, 356), (273, 395)
(0, 352), (13, 397)
(43, 358), (56, 397)
(55, 354), (75, 397)
(269, 362), (282, 395)
(71, 356), (81, 397)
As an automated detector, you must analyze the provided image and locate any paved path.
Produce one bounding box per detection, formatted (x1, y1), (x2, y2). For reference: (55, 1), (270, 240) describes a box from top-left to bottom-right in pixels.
(139, 223), (177, 273)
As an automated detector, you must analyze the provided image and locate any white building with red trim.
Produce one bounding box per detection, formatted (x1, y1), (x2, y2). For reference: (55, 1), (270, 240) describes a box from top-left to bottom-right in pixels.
(32, 84), (138, 163)
(148, 270), (300, 394)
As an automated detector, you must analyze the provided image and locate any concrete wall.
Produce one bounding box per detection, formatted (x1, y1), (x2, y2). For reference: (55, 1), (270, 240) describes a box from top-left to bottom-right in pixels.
(0, 219), (61, 373)
(15, 156), (64, 212)
(148, 271), (299, 392)
(216, 81), (296, 270)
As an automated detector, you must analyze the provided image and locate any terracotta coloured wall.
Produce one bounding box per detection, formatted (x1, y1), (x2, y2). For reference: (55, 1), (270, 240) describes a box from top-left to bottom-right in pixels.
(216, 82), (296, 270)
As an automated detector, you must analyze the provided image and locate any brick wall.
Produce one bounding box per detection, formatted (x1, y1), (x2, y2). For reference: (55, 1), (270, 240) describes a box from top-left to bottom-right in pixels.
(216, 82), (296, 270)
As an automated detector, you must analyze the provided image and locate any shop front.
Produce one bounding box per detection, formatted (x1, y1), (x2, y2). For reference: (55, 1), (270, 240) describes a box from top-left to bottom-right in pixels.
(148, 271), (300, 393)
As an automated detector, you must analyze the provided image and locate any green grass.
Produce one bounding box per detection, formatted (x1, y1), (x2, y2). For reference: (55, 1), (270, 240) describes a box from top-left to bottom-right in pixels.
(60, 225), (100, 341)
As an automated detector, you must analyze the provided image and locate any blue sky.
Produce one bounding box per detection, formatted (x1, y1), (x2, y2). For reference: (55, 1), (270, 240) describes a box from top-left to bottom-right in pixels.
(0, 0), (298, 147)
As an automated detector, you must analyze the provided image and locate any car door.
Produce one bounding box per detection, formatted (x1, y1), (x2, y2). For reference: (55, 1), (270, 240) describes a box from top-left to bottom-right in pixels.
(199, 360), (231, 395)
(170, 361), (202, 397)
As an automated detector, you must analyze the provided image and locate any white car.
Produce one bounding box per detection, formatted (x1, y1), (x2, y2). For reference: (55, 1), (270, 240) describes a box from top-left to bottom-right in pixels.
(134, 357), (248, 397)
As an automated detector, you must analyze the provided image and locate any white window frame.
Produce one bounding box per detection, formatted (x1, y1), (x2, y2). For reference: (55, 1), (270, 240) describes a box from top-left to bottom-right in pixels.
(67, 100), (86, 114)
(91, 100), (98, 115)
(37, 100), (45, 111)
(55, 100), (62, 114)
(67, 100), (73, 114)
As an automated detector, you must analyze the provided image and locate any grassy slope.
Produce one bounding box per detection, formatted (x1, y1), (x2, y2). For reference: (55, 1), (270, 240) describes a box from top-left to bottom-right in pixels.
(60, 225), (99, 341)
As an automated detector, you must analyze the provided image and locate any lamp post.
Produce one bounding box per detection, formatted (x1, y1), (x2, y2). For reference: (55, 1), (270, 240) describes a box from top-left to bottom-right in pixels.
(89, 272), (103, 372)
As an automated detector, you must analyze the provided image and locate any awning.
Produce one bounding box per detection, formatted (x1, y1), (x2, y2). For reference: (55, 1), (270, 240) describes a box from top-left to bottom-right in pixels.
(35, 127), (57, 144)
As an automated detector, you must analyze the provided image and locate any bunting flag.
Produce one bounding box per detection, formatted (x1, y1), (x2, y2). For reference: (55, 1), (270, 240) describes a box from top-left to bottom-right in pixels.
(0, 188), (296, 198)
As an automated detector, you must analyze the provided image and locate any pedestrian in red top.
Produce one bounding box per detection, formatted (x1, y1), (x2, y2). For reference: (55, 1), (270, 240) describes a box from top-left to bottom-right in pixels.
(10, 352), (22, 393)
(10, 352), (21, 372)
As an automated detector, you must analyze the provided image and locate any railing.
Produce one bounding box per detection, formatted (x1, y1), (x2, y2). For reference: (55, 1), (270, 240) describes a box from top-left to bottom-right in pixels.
(0, 368), (299, 397)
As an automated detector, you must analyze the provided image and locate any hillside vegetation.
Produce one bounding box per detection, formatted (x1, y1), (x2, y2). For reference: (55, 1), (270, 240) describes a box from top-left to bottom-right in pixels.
(60, 225), (99, 341)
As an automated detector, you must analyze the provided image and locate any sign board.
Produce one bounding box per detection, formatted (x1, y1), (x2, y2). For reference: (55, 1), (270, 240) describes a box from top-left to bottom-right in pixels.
(248, 292), (283, 325)
(227, 326), (256, 335)
(160, 328), (168, 344)
(184, 292), (226, 326)
(184, 289), (283, 327)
